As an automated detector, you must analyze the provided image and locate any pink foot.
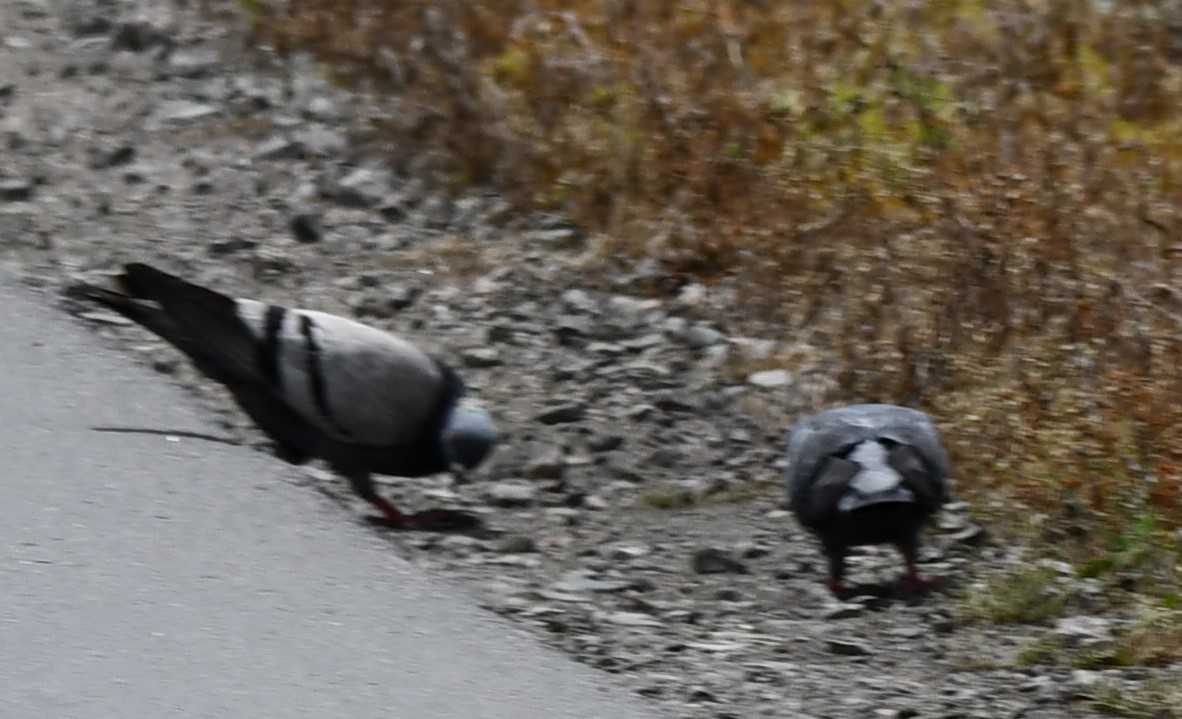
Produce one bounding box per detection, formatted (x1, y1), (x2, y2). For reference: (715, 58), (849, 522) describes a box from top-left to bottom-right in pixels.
(364, 499), (480, 531)
(901, 572), (941, 591)
(902, 554), (941, 592)
(827, 578), (853, 599)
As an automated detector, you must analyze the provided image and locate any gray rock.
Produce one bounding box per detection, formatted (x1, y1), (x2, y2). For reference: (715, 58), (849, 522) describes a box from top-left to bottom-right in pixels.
(252, 136), (304, 161)
(0, 178), (34, 202)
(580, 494), (609, 510)
(654, 394), (696, 413)
(747, 369), (793, 388)
(825, 638), (873, 656)
(586, 341), (625, 357)
(1068, 669), (1102, 692)
(595, 543), (651, 561)
(304, 94), (344, 122)
(599, 611), (662, 628)
(553, 315), (593, 345)
(483, 481), (538, 507)
(587, 433), (623, 452)
(1017, 675), (1054, 693)
(1053, 616), (1114, 648)
(385, 283), (419, 311)
(561, 288), (598, 314)
(494, 535), (537, 554)
(552, 570), (632, 594)
(623, 404), (655, 420)
(946, 523), (987, 546)
(110, 19), (171, 52)
(715, 588), (743, 602)
(326, 168), (389, 208)
(72, 14), (113, 38)
(681, 324), (725, 348)
(160, 50), (219, 79)
(530, 226), (582, 247)
(294, 126), (347, 156)
(416, 195), (453, 228)
(603, 456), (643, 483)
(542, 508), (582, 525)
(647, 447), (681, 468)
(207, 237), (257, 256)
(622, 334), (663, 351)
(823, 603), (865, 621)
(89, 145), (135, 170)
(460, 347), (501, 369)
(77, 310), (132, 326)
(525, 447), (565, 480)
(535, 403), (586, 425)
(153, 100), (219, 124)
(690, 548), (750, 575)
(289, 211), (323, 243)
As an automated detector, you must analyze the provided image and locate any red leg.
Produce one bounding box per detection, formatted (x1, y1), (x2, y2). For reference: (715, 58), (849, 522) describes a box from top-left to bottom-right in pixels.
(368, 497), (409, 526)
(902, 552), (940, 591)
(827, 577), (853, 598)
(824, 548), (853, 598)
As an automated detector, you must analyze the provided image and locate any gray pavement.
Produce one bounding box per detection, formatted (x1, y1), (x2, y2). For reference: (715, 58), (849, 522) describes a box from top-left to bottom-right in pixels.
(0, 274), (662, 719)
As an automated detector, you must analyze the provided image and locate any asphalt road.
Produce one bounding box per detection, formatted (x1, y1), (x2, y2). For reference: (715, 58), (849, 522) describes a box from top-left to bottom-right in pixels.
(0, 274), (662, 719)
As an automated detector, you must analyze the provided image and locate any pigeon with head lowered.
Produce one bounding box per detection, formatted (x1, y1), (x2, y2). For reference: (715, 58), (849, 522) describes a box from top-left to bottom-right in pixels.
(70, 262), (497, 530)
(785, 403), (951, 597)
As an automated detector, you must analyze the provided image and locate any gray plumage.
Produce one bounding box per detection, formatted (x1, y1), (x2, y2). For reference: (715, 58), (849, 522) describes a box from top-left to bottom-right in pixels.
(70, 262), (496, 530)
(785, 403), (951, 595)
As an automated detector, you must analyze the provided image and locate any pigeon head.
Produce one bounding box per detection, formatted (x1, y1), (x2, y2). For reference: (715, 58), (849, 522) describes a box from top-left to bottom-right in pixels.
(442, 401), (497, 480)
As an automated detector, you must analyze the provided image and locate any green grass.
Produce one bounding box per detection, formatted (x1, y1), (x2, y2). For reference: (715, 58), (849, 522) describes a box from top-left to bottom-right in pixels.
(959, 565), (1075, 626)
(1086, 678), (1182, 718)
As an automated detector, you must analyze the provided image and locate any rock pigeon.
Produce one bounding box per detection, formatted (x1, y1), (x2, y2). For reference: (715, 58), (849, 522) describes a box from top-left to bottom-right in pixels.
(784, 403), (951, 597)
(69, 262), (497, 530)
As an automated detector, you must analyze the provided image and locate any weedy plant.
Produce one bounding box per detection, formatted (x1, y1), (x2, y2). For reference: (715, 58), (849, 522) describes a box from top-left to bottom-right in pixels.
(214, 0), (1182, 601)
(1086, 678), (1181, 719)
(959, 564), (1077, 625)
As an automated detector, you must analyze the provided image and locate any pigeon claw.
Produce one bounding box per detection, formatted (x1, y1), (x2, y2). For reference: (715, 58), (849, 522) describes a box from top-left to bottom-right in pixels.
(364, 508), (482, 532)
(408, 508), (482, 531)
(901, 553), (941, 594)
(826, 578), (853, 599)
(901, 573), (941, 593)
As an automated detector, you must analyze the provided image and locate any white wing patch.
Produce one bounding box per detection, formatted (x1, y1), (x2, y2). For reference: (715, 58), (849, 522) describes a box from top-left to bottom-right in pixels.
(846, 441), (901, 494)
(233, 298), (270, 339)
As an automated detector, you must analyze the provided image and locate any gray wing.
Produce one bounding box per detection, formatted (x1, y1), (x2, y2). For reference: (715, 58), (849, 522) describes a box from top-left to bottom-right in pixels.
(786, 420), (861, 499)
(869, 405), (952, 506)
(871, 405), (952, 484)
(251, 306), (447, 447)
(792, 455), (861, 526)
(886, 443), (948, 510)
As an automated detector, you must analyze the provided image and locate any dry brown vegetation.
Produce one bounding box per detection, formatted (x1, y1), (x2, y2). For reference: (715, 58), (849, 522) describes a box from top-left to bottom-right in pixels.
(230, 0), (1182, 598)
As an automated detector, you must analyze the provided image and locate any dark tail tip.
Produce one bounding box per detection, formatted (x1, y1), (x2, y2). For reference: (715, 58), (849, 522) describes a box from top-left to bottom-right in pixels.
(116, 262), (171, 298)
(64, 281), (125, 306)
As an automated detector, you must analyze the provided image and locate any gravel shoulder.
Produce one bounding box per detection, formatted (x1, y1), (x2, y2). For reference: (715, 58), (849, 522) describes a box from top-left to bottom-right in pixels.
(1, 1), (1174, 718)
